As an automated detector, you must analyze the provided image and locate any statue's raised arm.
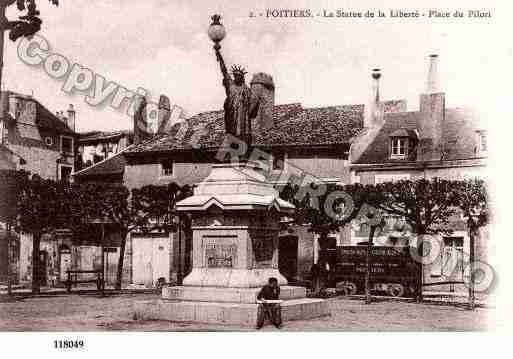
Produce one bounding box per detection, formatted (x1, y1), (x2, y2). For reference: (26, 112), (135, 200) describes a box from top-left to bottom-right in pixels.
(215, 46), (230, 81)
(214, 46), (231, 94)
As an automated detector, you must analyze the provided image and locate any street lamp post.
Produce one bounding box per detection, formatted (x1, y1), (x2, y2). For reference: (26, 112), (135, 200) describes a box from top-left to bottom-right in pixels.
(208, 14), (229, 78)
(177, 215), (183, 285)
(208, 14), (226, 53)
(468, 208), (481, 311)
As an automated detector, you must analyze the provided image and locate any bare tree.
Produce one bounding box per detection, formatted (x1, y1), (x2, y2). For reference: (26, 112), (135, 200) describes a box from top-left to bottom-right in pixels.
(0, 0), (59, 90)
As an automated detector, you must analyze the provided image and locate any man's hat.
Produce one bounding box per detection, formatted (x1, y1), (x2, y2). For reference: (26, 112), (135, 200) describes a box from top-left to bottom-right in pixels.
(231, 64), (247, 76)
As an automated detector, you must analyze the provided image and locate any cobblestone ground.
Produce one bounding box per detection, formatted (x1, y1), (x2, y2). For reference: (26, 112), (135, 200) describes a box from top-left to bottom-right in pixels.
(0, 293), (490, 331)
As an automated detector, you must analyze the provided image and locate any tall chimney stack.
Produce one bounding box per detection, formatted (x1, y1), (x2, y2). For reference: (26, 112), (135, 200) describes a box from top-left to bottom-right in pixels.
(418, 54), (445, 161)
(66, 104), (76, 132)
(425, 54), (439, 94)
(364, 68), (383, 128)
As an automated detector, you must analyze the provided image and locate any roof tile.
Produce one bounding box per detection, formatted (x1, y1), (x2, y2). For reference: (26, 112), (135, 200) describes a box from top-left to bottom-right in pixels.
(126, 103), (364, 154)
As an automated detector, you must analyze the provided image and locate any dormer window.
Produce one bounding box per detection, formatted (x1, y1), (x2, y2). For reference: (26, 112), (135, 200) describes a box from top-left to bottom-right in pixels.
(388, 128), (418, 160)
(391, 138), (408, 157)
(160, 159), (174, 177)
(476, 130), (487, 155)
(272, 153), (286, 171)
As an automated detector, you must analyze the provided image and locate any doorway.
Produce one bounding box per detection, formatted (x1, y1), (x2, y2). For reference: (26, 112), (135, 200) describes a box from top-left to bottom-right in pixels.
(37, 250), (48, 286)
(103, 247), (118, 286)
(442, 236), (464, 292)
(59, 245), (71, 282)
(132, 236), (170, 287)
(278, 235), (298, 283)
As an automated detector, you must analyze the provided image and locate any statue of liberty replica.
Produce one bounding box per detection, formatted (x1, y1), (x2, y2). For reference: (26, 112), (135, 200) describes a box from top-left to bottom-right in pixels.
(208, 15), (255, 146)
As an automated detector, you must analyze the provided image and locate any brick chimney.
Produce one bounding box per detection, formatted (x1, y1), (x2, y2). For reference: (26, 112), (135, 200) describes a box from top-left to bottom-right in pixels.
(66, 104), (76, 131)
(418, 54), (445, 161)
(425, 54), (439, 94)
(364, 68), (384, 128)
(250, 72), (275, 132)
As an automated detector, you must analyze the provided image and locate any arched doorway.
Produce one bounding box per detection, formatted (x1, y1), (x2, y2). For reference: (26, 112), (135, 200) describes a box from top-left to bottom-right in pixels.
(278, 235), (298, 283)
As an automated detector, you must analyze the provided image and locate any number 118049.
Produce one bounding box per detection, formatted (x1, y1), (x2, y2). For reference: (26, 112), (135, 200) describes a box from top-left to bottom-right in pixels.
(54, 340), (84, 349)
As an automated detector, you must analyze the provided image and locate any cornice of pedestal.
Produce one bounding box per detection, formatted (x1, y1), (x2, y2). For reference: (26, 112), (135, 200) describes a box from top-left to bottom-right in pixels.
(177, 161), (295, 214)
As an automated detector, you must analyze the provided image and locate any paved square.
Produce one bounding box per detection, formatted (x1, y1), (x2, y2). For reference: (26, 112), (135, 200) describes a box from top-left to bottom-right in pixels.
(0, 293), (489, 331)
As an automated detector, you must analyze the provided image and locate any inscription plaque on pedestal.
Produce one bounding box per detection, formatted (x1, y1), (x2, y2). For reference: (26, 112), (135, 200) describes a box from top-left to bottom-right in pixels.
(205, 242), (237, 268)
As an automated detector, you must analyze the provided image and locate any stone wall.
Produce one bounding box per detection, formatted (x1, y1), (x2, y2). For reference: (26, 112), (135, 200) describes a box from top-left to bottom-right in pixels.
(125, 154), (350, 191)
(9, 144), (61, 180)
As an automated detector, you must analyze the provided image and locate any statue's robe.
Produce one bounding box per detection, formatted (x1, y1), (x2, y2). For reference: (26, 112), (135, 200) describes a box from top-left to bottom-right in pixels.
(223, 77), (252, 145)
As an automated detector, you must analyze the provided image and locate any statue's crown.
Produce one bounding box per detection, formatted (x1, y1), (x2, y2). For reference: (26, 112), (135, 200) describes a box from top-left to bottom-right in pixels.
(231, 64), (247, 76)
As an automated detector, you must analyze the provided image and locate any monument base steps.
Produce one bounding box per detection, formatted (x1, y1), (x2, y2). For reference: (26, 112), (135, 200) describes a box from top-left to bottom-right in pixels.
(162, 285), (306, 303)
(133, 297), (330, 326)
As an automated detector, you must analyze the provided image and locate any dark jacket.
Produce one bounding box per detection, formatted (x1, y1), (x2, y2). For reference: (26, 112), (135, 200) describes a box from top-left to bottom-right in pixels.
(257, 284), (280, 300)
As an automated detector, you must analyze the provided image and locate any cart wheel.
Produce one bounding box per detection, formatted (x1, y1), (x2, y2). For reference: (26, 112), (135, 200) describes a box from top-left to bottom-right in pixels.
(407, 284), (417, 296)
(347, 282), (358, 295)
(336, 281), (357, 295)
(387, 283), (405, 297)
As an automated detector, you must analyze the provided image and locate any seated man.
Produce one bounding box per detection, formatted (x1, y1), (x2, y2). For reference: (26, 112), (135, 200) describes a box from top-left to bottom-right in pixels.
(256, 277), (282, 329)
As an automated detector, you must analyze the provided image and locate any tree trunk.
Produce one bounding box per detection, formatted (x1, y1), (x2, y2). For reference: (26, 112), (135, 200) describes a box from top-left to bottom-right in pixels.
(416, 235), (425, 303)
(115, 230), (127, 291)
(100, 224), (105, 296)
(468, 225), (477, 310)
(318, 232), (328, 292)
(31, 232), (41, 294)
(6, 224), (11, 296)
(365, 225), (376, 304)
(0, 4), (7, 93)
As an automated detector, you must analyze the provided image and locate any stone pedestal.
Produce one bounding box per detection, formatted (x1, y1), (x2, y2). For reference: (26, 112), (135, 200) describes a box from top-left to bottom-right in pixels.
(134, 161), (329, 326)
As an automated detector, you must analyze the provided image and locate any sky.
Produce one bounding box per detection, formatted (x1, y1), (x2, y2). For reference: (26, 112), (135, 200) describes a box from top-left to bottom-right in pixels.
(1, 0), (509, 132)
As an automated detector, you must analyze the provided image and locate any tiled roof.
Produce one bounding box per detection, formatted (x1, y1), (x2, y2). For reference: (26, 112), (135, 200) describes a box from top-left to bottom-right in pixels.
(1, 91), (75, 151)
(388, 128), (418, 138)
(3, 91), (75, 134)
(352, 107), (482, 164)
(254, 105), (364, 147)
(125, 103), (364, 154)
(441, 108), (482, 161)
(34, 99), (75, 135)
(73, 149), (127, 178)
(354, 112), (422, 164)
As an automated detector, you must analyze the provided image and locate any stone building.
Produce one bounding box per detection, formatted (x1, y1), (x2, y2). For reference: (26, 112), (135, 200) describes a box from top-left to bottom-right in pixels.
(0, 91), (77, 179)
(0, 91), (79, 287)
(348, 55), (488, 293)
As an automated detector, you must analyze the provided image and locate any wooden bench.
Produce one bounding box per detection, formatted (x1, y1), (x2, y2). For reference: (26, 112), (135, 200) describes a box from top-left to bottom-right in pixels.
(66, 270), (104, 294)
